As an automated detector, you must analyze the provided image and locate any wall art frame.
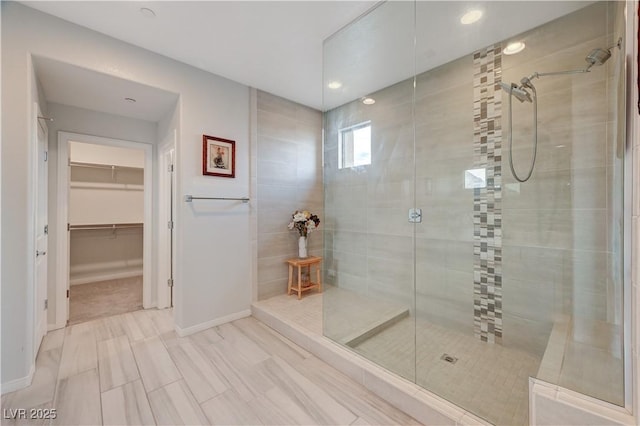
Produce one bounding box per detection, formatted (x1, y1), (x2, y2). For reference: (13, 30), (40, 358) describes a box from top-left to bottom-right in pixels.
(202, 134), (235, 178)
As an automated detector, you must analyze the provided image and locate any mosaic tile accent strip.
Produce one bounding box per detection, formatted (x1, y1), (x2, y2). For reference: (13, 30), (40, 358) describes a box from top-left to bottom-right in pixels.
(472, 44), (503, 344)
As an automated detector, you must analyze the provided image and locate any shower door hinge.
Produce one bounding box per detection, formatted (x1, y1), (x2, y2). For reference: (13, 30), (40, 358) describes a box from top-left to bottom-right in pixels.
(168, 221), (174, 230)
(408, 208), (422, 223)
(44, 224), (48, 235)
(167, 279), (174, 288)
(168, 164), (174, 173)
(44, 299), (48, 309)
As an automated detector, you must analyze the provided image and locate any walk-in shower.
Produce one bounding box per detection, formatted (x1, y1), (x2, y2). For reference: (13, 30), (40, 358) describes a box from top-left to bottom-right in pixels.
(501, 39), (622, 182)
(323, 2), (627, 425)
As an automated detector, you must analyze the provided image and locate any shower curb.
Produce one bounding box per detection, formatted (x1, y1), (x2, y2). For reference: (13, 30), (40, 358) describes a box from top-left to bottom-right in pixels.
(251, 302), (490, 426)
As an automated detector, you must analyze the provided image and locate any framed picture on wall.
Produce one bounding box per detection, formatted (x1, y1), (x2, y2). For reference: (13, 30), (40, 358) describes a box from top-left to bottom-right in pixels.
(202, 134), (235, 178)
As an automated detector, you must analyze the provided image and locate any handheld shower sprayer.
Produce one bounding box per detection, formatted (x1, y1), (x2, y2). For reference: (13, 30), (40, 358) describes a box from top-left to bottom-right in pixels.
(498, 82), (532, 103)
(499, 38), (621, 182)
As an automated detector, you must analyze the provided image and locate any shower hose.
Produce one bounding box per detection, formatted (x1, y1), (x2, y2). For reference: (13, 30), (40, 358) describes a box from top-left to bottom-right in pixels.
(506, 83), (538, 183)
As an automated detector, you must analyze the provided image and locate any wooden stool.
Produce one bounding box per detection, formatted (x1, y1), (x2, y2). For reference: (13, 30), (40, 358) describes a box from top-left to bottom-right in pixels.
(286, 256), (322, 299)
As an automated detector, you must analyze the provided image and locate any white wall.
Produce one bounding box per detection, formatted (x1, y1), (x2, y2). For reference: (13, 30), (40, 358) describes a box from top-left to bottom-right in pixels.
(68, 142), (145, 285)
(69, 142), (145, 225)
(0, 40), (45, 391)
(70, 141), (145, 168)
(2, 3), (251, 387)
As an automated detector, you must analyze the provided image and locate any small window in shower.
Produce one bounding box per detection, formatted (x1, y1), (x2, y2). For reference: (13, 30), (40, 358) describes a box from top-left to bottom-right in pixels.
(339, 121), (371, 169)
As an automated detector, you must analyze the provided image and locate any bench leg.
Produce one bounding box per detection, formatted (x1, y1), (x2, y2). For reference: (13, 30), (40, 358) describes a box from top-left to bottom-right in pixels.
(316, 263), (322, 293)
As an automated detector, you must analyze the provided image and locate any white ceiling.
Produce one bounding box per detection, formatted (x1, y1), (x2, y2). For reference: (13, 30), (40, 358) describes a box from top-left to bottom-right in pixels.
(23, 0), (376, 113)
(33, 56), (179, 122)
(23, 1), (593, 115)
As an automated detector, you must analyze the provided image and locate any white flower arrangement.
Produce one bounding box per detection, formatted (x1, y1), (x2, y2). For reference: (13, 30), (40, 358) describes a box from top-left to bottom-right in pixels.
(287, 210), (320, 237)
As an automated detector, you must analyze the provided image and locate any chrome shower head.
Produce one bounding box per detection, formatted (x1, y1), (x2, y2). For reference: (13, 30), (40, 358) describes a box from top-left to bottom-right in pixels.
(500, 81), (532, 103)
(512, 86), (532, 103)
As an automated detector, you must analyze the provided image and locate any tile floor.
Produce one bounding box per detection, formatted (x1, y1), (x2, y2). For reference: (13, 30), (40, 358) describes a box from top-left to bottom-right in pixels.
(1, 308), (420, 426)
(255, 288), (625, 425)
(254, 291), (538, 425)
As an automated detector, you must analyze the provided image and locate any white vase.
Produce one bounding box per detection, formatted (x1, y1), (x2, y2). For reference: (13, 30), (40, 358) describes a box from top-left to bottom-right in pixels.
(298, 236), (308, 258)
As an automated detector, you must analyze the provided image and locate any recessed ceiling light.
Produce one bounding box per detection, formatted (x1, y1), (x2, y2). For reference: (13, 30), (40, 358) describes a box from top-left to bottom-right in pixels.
(503, 41), (526, 55)
(460, 9), (483, 25)
(125, 97), (137, 103)
(140, 7), (156, 18)
(327, 81), (342, 90)
(362, 97), (375, 105)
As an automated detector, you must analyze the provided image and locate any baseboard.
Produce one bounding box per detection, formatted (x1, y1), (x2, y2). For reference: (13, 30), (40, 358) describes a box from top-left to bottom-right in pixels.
(47, 322), (65, 332)
(70, 269), (142, 286)
(1, 362), (35, 395)
(175, 309), (252, 337)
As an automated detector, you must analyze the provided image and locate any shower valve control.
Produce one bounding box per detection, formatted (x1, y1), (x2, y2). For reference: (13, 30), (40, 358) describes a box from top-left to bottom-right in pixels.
(408, 208), (422, 223)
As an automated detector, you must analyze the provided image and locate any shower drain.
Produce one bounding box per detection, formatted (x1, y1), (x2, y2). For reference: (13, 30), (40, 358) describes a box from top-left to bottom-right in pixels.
(440, 353), (458, 364)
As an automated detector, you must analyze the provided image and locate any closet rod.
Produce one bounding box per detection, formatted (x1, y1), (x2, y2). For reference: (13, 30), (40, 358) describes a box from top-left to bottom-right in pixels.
(184, 195), (250, 203)
(69, 161), (142, 171)
(69, 223), (143, 231)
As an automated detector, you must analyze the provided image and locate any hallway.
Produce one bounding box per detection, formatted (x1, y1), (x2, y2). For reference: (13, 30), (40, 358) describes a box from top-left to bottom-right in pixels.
(1, 309), (419, 425)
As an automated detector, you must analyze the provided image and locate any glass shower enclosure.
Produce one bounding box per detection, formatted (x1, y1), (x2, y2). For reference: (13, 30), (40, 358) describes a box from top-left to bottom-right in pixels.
(322, 2), (627, 425)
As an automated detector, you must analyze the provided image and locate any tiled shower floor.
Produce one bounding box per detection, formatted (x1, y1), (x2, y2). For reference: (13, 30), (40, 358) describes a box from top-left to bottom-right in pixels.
(254, 287), (623, 426)
(352, 317), (540, 425)
(255, 290), (538, 425)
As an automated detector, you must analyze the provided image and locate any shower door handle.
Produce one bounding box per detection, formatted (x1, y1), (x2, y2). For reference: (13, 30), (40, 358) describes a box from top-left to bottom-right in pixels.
(408, 208), (422, 223)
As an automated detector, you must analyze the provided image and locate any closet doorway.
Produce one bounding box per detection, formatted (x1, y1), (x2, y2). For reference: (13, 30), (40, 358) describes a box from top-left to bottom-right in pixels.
(56, 132), (153, 326)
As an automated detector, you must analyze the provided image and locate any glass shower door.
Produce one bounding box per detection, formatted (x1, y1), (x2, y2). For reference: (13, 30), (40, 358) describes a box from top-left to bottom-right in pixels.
(323, 3), (626, 425)
(322, 1), (417, 383)
(412, 2), (626, 425)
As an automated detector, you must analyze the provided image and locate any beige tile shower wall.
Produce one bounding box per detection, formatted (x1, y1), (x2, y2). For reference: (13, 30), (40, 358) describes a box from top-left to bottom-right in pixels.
(256, 91), (323, 300)
(324, 79), (416, 307)
(324, 2), (621, 356)
(501, 2), (621, 354)
(414, 56), (476, 336)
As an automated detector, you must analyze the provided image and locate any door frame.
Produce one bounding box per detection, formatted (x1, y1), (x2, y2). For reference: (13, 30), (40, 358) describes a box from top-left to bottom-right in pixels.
(157, 131), (176, 309)
(55, 132), (153, 329)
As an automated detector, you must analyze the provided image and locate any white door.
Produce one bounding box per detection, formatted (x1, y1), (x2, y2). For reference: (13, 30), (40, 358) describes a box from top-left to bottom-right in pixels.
(34, 110), (49, 357)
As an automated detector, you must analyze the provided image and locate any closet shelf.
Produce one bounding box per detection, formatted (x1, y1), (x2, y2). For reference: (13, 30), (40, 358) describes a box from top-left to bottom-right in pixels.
(69, 223), (143, 231)
(70, 181), (143, 191)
